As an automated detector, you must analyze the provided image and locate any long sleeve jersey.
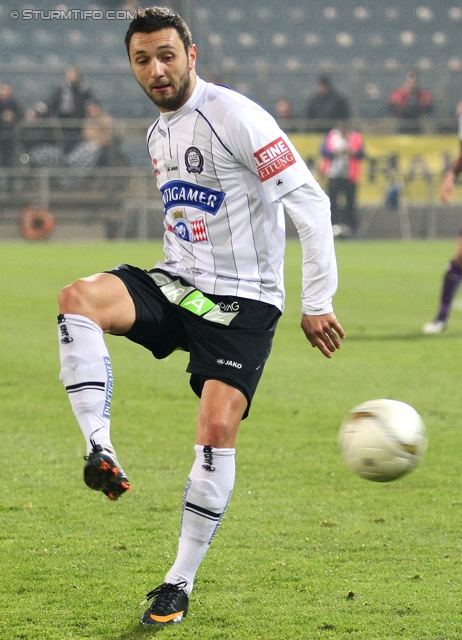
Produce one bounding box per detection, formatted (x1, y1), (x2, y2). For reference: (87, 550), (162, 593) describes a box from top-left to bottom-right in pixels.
(148, 76), (337, 314)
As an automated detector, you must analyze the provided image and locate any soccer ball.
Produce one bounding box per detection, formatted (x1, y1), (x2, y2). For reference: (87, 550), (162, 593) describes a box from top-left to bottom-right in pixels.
(338, 399), (427, 482)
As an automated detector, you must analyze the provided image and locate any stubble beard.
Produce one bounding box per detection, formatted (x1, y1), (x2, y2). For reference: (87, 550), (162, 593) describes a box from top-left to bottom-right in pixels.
(149, 67), (192, 112)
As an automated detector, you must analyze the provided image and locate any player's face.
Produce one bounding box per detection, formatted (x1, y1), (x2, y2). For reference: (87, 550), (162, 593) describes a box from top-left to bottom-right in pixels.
(129, 29), (196, 112)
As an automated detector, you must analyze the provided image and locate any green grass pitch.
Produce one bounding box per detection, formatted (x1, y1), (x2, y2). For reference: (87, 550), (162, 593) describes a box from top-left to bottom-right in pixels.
(1, 238), (462, 639)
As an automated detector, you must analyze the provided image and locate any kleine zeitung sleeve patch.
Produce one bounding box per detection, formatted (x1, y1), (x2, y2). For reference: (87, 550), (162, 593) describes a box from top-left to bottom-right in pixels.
(253, 137), (296, 182)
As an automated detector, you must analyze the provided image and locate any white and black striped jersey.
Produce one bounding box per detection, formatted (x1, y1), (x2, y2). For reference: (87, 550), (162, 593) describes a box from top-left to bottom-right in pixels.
(147, 76), (335, 313)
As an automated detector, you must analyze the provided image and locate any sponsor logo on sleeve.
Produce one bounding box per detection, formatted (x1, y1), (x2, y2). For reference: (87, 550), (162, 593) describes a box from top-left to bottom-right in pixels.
(253, 137), (296, 182)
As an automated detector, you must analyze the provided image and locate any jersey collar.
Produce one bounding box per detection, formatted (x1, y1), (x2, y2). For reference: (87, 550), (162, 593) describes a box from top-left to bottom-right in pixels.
(160, 76), (205, 125)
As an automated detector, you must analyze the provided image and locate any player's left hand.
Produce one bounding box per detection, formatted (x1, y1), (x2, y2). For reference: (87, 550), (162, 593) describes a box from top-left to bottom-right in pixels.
(301, 312), (345, 359)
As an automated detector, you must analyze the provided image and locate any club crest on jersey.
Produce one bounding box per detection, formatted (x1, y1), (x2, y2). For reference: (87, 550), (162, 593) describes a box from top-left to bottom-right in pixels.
(167, 210), (208, 243)
(253, 136), (296, 182)
(161, 180), (225, 216)
(185, 146), (204, 173)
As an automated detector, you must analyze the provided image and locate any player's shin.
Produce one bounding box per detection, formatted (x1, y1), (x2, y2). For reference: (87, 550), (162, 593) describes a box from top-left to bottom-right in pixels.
(165, 445), (235, 594)
(58, 313), (114, 455)
(437, 260), (462, 321)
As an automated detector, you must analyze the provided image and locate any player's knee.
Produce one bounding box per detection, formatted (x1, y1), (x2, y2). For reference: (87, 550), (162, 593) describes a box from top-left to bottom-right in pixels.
(200, 419), (238, 448)
(58, 279), (96, 315)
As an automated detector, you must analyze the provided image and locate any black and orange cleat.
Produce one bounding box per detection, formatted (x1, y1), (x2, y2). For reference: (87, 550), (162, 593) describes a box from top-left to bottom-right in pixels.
(140, 582), (189, 626)
(83, 442), (131, 500)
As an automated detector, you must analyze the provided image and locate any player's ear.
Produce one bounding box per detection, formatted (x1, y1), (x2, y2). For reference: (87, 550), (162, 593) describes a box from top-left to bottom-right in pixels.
(188, 44), (197, 70)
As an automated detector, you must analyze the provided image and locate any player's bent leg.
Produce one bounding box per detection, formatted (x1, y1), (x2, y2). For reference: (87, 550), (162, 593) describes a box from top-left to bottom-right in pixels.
(58, 273), (136, 499)
(58, 272), (136, 335)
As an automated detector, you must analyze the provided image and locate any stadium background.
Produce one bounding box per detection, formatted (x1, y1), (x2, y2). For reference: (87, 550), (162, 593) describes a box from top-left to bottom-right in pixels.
(1, 0), (462, 240)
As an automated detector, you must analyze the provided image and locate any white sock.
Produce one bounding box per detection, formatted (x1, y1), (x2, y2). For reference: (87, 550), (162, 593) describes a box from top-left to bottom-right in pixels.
(165, 445), (235, 594)
(58, 313), (114, 455)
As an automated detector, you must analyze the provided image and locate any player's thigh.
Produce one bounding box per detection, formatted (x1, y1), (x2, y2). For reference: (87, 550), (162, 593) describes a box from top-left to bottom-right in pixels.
(59, 272), (135, 334)
(110, 264), (188, 358)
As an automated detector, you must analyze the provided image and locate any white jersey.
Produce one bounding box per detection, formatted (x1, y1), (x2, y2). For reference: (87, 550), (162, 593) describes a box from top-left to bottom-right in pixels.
(147, 76), (334, 312)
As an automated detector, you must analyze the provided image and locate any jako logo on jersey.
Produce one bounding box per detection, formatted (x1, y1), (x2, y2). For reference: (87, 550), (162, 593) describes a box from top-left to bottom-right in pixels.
(253, 137), (296, 182)
(161, 180), (225, 216)
(217, 358), (243, 369)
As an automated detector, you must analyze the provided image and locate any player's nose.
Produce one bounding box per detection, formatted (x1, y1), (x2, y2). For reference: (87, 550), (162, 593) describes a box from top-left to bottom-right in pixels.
(149, 59), (165, 78)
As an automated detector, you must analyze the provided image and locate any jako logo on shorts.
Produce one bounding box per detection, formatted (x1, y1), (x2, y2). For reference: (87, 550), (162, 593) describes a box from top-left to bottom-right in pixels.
(217, 359), (242, 369)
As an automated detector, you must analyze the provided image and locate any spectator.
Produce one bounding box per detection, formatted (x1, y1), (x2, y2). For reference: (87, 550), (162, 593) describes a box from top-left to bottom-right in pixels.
(306, 76), (350, 133)
(320, 120), (365, 237)
(23, 101), (59, 147)
(64, 102), (127, 171)
(0, 83), (22, 171)
(47, 66), (96, 153)
(78, 102), (116, 167)
(387, 70), (433, 134)
(274, 98), (296, 133)
(23, 102), (63, 168)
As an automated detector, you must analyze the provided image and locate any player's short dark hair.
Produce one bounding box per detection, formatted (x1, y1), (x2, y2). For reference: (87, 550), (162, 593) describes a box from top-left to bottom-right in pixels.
(125, 6), (193, 56)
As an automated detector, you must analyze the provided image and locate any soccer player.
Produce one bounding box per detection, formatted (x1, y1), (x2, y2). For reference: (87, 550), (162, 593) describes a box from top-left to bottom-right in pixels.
(422, 102), (462, 334)
(57, 6), (344, 626)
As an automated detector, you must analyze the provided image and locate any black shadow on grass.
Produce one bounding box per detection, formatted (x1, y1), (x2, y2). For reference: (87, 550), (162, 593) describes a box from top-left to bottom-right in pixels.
(346, 331), (462, 341)
(113, 625), (164, 639)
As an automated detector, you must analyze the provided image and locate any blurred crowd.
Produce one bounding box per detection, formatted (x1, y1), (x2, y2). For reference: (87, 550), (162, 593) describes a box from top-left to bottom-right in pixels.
(274, 68), (435, 134)
(0, 66), (127, 180)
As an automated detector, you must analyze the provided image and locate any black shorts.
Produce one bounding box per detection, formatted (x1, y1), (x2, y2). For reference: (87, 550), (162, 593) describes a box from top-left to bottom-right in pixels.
(109, 264), (281, 418)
